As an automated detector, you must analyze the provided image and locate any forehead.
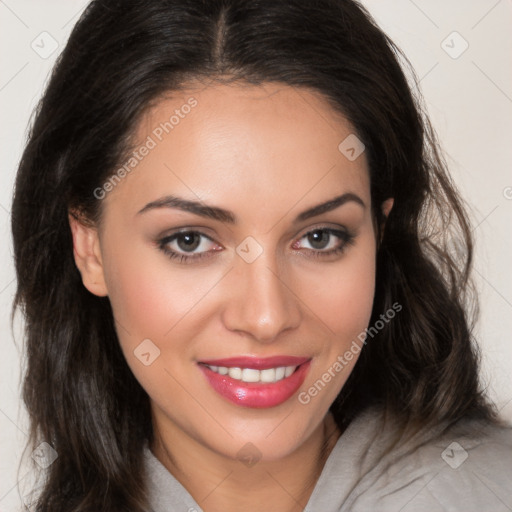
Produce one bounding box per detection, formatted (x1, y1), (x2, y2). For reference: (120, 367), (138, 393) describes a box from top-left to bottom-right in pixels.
(102, 82), (370, 223)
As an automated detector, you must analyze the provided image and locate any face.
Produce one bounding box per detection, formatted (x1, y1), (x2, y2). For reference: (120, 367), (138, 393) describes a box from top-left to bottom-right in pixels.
(71, 81), (388, 462)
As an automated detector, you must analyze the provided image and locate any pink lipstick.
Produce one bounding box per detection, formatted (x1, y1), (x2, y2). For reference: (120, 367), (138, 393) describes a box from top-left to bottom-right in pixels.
(197, 356), (311, 408)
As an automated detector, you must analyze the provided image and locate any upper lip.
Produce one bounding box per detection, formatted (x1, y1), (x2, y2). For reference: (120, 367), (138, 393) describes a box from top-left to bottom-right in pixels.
(198, 356), (310, 370)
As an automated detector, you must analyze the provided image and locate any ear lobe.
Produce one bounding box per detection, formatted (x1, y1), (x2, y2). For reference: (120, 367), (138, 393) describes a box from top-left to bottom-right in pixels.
(68, 211), (109, 297)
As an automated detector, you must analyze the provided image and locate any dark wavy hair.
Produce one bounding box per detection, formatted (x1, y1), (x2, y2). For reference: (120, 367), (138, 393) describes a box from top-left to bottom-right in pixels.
(11, 0), (498, 510)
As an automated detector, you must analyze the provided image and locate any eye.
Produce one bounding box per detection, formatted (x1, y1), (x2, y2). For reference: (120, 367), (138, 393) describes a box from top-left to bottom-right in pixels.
(157, 231), (222, 263)
(157, 226), (355, 264)
(292, 228), (354, 258)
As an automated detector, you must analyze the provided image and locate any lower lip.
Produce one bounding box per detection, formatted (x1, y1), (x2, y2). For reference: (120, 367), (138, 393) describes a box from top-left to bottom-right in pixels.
(198, 361), (311, 408)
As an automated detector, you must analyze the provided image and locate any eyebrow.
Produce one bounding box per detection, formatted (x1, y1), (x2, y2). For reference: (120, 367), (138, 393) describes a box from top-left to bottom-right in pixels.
(136, 192), (365, 224)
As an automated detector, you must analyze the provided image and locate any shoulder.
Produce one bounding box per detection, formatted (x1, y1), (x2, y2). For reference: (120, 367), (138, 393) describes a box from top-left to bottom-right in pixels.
(344, 407), (512, 511)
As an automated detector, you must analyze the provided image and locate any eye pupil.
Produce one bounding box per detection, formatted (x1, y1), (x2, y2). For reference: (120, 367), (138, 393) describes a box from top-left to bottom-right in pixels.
(177, 232), (200, 252)
(308, 230), (329, 249)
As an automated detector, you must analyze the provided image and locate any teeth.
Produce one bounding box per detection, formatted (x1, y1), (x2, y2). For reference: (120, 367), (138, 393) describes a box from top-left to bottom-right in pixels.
(228, 367), (242, 380)
(208, 365), (298, 383)
(284, 366), (295, 377)
(260, 368), (276, 383)
(241, 368), (260, 382)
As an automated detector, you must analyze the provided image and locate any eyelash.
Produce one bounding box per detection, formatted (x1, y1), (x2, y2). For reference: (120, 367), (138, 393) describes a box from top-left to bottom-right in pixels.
(157, 227), (355, 264)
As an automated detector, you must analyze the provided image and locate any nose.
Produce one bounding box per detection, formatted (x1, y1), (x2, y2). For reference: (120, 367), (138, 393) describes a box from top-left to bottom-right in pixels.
(221, 250), (301, 343)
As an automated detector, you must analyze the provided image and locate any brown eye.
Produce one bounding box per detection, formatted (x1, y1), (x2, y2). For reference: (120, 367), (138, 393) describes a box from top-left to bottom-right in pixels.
(292, 227), (355, 259)
(307, 230), (331, 250)
(175, 232), (202, 252)
(157, 230), (223, 264)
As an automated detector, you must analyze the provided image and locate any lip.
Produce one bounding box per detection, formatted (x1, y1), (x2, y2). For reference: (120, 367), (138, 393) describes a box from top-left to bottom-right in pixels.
(198, 357), (312, 409)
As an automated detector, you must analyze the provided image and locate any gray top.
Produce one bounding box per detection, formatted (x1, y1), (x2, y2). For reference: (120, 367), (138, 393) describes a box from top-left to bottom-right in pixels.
(143, 406), (512, 511)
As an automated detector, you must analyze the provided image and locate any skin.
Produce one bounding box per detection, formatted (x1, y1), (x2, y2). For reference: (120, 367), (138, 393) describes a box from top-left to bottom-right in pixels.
(69, 81), (393, 512)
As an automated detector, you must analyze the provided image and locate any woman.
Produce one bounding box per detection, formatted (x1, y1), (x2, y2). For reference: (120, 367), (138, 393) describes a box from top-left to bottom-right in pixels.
(11, 0), (512, 511)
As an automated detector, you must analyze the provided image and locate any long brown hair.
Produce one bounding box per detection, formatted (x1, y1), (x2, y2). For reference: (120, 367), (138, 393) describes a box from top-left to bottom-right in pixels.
(11, 0), (497, 510)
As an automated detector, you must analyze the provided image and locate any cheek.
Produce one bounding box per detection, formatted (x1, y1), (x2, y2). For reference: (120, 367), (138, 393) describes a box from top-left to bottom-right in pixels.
(104, 255), (170, 339)
(299, 236), (376, 405)
(336, 250), (376, 335)
(100, 240), (213, 405)
(302, 236), (376, 343)
(102, 237), (211, 340)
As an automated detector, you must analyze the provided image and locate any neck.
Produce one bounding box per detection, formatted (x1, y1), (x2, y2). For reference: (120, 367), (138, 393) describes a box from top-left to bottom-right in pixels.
(151, 413), (342, 512)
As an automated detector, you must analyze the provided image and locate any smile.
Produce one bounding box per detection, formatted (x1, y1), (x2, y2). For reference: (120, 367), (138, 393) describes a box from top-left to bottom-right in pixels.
(197, 356), (311, 408)
(204, 365), (297, 383)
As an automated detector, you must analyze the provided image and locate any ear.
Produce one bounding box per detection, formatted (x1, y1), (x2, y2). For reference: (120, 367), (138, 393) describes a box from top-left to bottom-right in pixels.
(381, 198), (394, 220)
(68, 211), (109, 297)
(379, 198), (394, 242)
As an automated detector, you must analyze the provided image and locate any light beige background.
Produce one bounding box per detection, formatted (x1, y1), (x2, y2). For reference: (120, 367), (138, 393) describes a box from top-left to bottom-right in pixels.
(1, 1), (511, 510)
